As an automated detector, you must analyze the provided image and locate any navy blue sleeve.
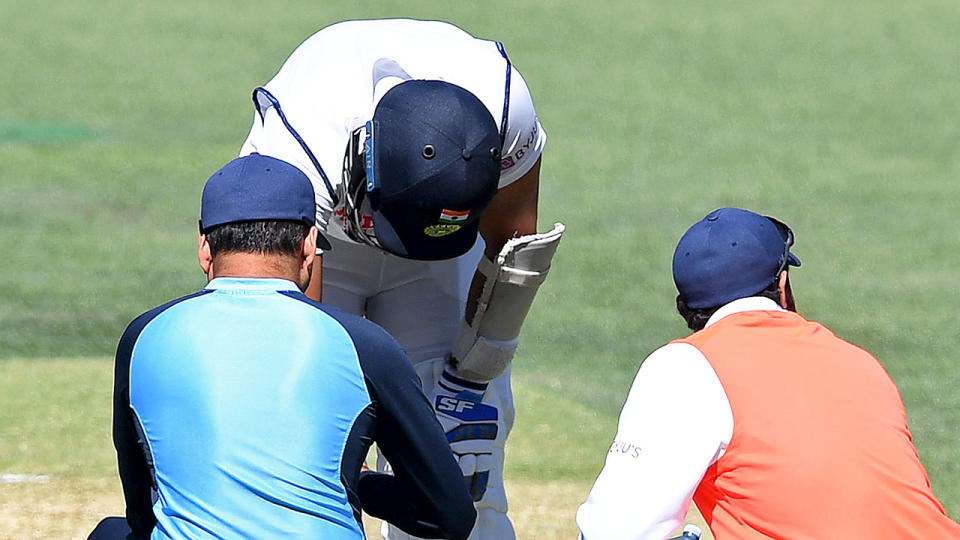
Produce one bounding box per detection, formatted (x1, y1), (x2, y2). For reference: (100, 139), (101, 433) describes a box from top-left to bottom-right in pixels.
(339, 403), (376, 526)
(355, 344), (477, 540)
(113, 291), (211, 540)
(282, 292), (477, 540)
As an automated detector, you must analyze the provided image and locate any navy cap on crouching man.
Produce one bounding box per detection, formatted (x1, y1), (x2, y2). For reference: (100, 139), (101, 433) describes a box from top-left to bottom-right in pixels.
(91, 154), (476, 540)
(198, 152), (331, 251)
(673, 207), (801, 330)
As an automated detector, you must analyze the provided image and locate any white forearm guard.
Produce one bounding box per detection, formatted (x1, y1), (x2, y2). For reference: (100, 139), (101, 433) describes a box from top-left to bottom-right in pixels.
(452, 223), (565, 382)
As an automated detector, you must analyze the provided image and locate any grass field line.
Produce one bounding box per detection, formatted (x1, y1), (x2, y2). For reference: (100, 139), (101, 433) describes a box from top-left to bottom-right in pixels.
(0, 474), (51, 484)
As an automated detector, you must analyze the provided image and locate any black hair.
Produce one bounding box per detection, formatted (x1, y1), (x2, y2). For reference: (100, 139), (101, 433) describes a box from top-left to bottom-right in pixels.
(205, 220), (309, 258)
(676, 277), (782, 331)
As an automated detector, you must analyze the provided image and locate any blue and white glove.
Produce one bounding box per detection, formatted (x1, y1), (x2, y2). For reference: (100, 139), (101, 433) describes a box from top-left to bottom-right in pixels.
(431, 367), (499, 502)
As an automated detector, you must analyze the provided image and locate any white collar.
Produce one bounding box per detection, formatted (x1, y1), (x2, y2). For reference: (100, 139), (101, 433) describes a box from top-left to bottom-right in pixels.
(704, 296), (785, 328)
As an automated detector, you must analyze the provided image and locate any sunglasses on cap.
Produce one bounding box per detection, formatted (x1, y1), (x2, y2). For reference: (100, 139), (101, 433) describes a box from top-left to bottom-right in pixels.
(765, 215), (800, 275)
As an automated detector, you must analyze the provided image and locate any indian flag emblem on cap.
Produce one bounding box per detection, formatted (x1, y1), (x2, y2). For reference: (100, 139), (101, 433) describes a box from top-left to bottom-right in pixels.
(439, 209), (470, 224)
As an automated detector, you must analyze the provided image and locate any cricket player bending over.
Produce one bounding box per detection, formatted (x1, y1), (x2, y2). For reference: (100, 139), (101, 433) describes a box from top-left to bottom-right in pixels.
(239, 19), (563, 540)
(577, 207), (960, 539)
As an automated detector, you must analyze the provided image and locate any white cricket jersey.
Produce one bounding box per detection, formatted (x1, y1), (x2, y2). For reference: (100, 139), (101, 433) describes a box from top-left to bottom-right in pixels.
(576, 298), (784, 540)
(239, 19), (547, 240)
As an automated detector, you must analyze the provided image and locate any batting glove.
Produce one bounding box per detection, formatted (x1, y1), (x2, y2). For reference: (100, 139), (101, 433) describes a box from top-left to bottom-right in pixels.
(431, 367), (499, 502)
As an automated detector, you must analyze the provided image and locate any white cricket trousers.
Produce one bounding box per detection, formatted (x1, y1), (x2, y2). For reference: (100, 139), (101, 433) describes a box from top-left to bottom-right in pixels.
(320, 236), (517, 540)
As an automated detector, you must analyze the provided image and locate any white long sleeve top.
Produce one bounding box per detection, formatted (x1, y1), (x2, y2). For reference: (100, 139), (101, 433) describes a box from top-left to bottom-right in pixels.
(576, 297), (785, 539)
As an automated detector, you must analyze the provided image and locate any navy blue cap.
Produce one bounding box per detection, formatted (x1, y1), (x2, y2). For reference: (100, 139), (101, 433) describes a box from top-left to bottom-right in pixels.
(367, 80), (501, 260)
(673, 208), (801, 309)
(200, 153), (330, 250)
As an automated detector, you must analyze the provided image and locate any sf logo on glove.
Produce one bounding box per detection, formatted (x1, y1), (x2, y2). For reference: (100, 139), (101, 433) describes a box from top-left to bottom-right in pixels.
(435, 396), (499, 443)
(436, 396), (479, 414)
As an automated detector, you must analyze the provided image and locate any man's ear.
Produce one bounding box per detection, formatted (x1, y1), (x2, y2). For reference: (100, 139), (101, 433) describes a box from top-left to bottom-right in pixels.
(302, 226), (318, 266)
(778, 270), (797, 312)
(297, 227), (319, 292)
(198, 234), (213, 277)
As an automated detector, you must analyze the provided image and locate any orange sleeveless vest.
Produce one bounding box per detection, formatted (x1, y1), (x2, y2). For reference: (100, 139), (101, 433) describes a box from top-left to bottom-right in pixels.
(675, 310), (959, 539)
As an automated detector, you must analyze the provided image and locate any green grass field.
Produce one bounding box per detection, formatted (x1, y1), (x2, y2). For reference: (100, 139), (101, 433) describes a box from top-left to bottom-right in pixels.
(2, 0), (958, 537)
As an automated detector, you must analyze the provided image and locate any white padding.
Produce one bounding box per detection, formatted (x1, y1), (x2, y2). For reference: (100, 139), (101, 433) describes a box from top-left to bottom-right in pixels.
(452, 331), (516, 383)
(453, 223), (564, 381)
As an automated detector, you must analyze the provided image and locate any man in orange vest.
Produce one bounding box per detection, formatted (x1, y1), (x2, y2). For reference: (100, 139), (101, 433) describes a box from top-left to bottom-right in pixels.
(576, 207), (960, 539)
